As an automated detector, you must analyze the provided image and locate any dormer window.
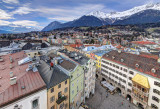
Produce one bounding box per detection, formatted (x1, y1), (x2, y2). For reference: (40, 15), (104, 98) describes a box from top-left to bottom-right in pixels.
(135, 64), (139, 68)
(106, 54), (109, 57)
(121, 59), (124, 62)
(151, 68), (156, 73)
(112, 56), (115, 59)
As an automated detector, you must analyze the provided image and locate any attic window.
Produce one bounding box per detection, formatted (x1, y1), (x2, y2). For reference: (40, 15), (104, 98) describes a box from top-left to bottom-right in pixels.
(112, 56), (115, 59)
(121, 59), (124, 62)
(151, 68), (156, 73)
(106, 54), (109, 57)
(135, 64), (139, 68)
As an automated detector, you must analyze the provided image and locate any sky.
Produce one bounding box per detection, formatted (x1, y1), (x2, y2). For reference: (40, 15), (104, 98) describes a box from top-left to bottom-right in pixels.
(0, 0), (159, 29)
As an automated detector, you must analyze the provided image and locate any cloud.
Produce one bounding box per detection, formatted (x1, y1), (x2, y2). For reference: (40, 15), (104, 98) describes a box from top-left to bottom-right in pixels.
(12, 20), (39, 27)
(0, 9), (13, 19)
(36, 4), (108, 21)
(2, 0), (19, 4)
(48, 17), (76, 22)
(0, 20), (11, 26)
(4, 6), (15, 9)
(0, 19), (40, 28)
(11, 4), (34, 15)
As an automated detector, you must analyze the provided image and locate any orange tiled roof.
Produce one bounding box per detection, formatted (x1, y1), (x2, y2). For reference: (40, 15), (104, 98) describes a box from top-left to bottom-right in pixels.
(131, 41), (156, 45)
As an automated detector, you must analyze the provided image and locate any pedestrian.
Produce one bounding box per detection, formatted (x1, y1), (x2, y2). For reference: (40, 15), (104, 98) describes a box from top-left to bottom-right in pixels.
(129, 105), (130, 108)
(121, 102), (123, 105)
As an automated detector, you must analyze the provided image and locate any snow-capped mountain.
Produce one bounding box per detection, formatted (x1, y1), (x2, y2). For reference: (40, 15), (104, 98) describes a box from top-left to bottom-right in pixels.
(88, 3), (160, 20)
(42, 3), (160, 31)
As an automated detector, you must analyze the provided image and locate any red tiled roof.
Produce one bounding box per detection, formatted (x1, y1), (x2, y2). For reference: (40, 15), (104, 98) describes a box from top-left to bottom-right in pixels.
(0, 51), (46, 107)
(69, 44), (83, 48)
(84, 44), (101, 47)
(131, 41), (156, 45)
(102, 50), (160, 79)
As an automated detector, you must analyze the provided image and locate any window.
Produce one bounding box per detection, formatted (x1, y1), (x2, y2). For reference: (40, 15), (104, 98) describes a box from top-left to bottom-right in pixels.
(127, 89), (131, 93)
(72, 90), (74, 95)
(124, 69), (127, 72)
(122, 80), (126, 83)
(120, 67), (123, 70)
(51, 105), (55, 109)
(152, 96), (159, 103)
(129, 77), (132, 80)
(153, 89), (160, 95)
(64, 87), (68, 93)
(51, 88), (54, 93)
(154, 81), (160, 87)
(58, 84), (61, 88)
(129, 71), (134, 75)
(110, 63), (112, 66)
(151, 104), (158, 109)
(113, 64), (115, 67)
(119, 72), (122, 76)
(65, 80), (67, 85)
(123, 74), (127, 78)
(32, 99), (38, 108)
(77, 86), (79, 92)
(58, 92), (62, 98)
(116, 65), (119, 69)
(101, 68), (108, 74)
(128, 83), (132, 87)
(50, 96), (55, 103)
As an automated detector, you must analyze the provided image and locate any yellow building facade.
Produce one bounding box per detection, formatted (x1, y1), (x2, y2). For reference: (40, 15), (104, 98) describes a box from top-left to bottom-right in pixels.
(48, 79), (70, 109)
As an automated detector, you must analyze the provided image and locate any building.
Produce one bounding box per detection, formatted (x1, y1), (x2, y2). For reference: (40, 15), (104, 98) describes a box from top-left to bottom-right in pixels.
(59, 50), (96, 99)
(0, 51), (47, 109)
(37, 59), (70, 109)
(100, 50), (160, 109)
(56, 56), (84, 109)
(49, 52), (84, 109)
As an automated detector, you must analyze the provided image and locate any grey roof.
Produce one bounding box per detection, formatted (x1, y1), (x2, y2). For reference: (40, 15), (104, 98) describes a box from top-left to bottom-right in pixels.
(37, 60), (69, 89)
(59, 50), (89, 65)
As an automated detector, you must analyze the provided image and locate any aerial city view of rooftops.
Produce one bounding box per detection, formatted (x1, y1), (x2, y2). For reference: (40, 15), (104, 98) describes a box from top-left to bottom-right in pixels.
(0, 0), (160, 109)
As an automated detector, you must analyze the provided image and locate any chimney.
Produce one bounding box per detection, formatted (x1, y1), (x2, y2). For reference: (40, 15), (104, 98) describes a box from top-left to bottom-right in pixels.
(118, 49), (122, 53)
(10, 72), (13, 77)
(158, 54), (160, 63)
(10, 64), (13, 69)
(9, 56), (13, 63)
(54, 59), (58, 65)
(10, 76), (17, 85)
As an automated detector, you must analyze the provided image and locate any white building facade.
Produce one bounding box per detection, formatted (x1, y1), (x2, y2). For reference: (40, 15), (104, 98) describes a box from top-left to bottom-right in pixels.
(101, 51), (160, 109)
(2, 89), (47, 109)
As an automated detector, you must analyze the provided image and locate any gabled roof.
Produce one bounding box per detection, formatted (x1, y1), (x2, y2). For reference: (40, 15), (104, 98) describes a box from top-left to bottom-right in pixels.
(37, 60), (69, 89)
(132, 74), (150, 89)
(0, 51), (46, 107)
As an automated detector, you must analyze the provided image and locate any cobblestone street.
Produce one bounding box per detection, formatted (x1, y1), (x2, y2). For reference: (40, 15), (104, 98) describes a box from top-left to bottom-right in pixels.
(85, 80), (138, 109)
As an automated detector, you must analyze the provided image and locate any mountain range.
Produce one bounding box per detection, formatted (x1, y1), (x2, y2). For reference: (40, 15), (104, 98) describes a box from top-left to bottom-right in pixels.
(42, 3), (160, 31)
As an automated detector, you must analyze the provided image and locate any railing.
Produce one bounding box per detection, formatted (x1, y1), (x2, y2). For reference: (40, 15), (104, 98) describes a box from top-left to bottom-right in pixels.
(132, 86), (149, 97)
(56, 95), (67, 105)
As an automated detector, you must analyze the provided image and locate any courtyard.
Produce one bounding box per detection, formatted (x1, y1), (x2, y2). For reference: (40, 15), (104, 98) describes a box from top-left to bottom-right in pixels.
(85, 80), (138, 109)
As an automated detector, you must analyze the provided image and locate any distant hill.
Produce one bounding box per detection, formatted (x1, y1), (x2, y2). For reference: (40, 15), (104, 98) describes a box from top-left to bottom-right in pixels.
(42, 16), (106, 31)
(42, 3), (160, 31)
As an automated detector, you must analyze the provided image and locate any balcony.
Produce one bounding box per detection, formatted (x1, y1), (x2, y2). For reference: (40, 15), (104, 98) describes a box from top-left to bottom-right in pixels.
(56, 95), (67, 105)
(132, 86), (149, 97)
(131, 93), (148, 105)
